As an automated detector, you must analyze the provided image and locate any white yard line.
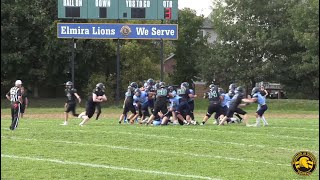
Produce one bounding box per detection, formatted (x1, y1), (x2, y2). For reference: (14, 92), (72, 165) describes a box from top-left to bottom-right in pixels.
(39, 128), (320, 154)
(1, 154), (218, 180)
(179, 128), (318, 141)
(113, 131), (319, 155)
(56, 129), (319, 154)
(1, 136), (292, 167)
(255, 126), (318, 131)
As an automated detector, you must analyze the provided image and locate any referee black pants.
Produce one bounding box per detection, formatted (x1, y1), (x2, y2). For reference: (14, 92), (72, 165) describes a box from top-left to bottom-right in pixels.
(10, 103), (20, 130)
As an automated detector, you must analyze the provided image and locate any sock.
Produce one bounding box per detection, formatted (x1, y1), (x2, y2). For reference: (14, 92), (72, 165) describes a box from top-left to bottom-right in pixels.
(261, 116), (268, 125)
(235, 114), (242, 120)
(256, 117), (260, 126)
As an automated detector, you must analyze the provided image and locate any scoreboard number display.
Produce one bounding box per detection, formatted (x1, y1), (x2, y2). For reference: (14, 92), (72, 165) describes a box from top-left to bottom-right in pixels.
(58, 0), (88, 19)
(58, 0), (178, 20)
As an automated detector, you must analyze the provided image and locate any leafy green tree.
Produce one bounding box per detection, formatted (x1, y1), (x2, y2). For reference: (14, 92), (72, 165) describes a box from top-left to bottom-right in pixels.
(171, 8), (206, 85)
(289, 0), (319, 98)
(205, 0), (318, 98)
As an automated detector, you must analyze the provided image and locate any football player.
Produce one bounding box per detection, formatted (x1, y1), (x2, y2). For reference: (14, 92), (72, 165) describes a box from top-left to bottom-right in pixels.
(175, 82), (197, 125)
(201, 84), (222, 125)
(61, 81), (81, 126)
(243, 87), (269, 127)
(119, 83), (138, 124)
(19, 86), (29, 119)
(188, 87), (197, 125)
(78, 83), (107, 126)
(146, 82), (172, 125)
(219, 86), (249, 126)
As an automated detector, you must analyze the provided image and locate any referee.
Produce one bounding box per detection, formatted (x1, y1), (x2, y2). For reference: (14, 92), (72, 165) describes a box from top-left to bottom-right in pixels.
(6, 80), (23, 130)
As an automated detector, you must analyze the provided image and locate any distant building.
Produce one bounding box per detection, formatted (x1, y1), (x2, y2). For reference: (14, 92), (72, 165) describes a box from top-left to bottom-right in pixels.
(193, 81), (208, 97)
(164, 18), (217, 74)
(163, 53), (176, 74)
(198, 18), (217, 44)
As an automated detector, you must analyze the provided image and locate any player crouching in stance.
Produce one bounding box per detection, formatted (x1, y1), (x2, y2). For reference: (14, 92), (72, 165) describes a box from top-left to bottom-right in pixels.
(175, 82), (197, 125)
(78, 83), (107, 126)
(61, 81), (81, 126)
(201, 84), (223, 125)
(218, 86), (250, 126)
(242, 87), (269, 127)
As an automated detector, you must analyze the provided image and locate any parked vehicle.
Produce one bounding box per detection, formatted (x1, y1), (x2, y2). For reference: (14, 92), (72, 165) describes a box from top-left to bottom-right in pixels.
(256, 82), (287, 99)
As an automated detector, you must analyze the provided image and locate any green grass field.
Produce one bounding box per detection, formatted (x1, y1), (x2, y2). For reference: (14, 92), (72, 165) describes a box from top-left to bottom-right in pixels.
(1, 98), (319, 179)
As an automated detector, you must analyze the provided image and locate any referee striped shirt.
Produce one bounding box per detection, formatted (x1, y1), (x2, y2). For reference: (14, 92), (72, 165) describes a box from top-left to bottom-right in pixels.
(7, 87), (21, 103)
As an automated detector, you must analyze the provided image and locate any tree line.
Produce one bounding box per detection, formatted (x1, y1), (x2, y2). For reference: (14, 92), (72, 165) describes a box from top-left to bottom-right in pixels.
(1, 0), (318, 99)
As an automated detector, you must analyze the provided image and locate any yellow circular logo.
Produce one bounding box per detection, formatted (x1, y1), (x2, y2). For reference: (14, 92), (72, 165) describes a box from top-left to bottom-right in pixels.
(120, 25), (131, 37)
(292, 151), (317, 176)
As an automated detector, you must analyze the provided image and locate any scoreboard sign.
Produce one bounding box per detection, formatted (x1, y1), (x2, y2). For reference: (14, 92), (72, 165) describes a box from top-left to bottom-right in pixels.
(58, 0), (178, 20)
(57, 23), (178, 39)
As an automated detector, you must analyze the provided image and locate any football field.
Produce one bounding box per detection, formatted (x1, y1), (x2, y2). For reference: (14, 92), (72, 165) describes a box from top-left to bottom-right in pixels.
(1, 99), (319, 180)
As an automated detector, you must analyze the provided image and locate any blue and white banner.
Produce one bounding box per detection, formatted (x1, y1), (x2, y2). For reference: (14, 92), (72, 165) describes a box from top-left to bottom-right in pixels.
(57, 23), (178, 40)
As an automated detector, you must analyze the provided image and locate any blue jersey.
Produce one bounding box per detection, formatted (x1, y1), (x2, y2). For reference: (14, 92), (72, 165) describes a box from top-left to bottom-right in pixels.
(221, 93), (230, 107)
(253, 92), (266, 105)
(139, 91), (148, 104)
(169, 96), (181, 109)
(170, 90), (177, 97)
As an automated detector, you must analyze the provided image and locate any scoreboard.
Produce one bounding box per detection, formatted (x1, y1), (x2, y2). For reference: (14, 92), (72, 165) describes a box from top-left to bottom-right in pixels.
(58, 0), (178, 20)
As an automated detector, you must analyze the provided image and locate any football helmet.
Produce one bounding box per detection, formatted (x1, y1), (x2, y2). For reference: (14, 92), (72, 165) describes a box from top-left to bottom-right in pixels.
(229, 83), (237, 90)
(130, 82), (138, 89)
(159, 82), (166, 88)
(251, 87), (260, 95)
(235, 86), (244, 93)
(181, 82), (189, 89)
(96, 83), (105, 92)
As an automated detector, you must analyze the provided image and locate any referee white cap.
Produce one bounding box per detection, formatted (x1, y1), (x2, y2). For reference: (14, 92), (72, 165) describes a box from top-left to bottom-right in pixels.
(15, 80), (23, 86)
